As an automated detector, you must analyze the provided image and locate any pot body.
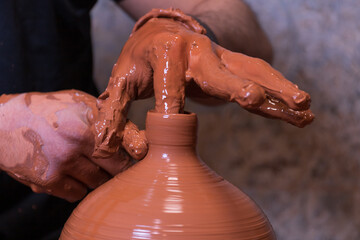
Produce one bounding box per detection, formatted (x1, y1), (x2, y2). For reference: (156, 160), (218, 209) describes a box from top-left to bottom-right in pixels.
(60, 112), (276, 239)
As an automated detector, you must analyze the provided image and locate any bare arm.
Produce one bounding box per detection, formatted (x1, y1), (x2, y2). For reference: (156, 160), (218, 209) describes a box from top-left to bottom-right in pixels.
(118, 0), (273, 62)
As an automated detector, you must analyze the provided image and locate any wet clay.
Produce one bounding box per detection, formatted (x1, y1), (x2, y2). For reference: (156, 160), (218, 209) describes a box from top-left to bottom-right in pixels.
(93, 8), (314, 158)
(0, 127), (48, 181)
(61, 111), (276, 240)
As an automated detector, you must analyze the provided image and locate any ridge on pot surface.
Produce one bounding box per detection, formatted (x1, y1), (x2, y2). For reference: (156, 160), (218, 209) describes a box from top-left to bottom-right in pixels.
(60, 111), (276, 240)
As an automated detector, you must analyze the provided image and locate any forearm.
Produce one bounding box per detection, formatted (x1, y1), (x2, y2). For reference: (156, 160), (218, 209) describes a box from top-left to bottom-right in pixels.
(118, 0), (273, 62)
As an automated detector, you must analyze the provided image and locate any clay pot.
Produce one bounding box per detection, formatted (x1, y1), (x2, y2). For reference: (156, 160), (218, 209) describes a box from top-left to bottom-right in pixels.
(60, 111), (276, 239)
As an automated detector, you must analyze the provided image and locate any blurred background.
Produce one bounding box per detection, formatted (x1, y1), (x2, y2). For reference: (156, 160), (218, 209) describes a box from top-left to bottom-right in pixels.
(91, 0), (360, 239)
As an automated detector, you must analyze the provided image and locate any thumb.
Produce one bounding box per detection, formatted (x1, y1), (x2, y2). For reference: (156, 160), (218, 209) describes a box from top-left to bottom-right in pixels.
(121, 120), (148, 160)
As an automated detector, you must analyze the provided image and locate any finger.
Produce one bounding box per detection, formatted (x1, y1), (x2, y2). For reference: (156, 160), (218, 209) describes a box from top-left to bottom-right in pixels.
(32, 176), (87, 202)
(249, 96), (315, 127)
(30, 184), (45, 194)
(215, 45), (311, 111)
(91, 148), (134, 176)
(152, 33), (187, 113)
(187, 38), (266, 109)
(93, 53), (151, 158)
(6, 172), (40, 190)
(83, 132), (134, 176)
(7, 170), (88, 202)
(47, 176), (88, 202)
(63, 156), (111, 189)
(121, 120), (148, 160)
(93, 76), (131, 158)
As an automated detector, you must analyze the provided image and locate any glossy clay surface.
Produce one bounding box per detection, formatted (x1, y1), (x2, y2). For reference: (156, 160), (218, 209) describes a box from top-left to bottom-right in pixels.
(61, 112), (275, 239)
(93, 8), (314, 159)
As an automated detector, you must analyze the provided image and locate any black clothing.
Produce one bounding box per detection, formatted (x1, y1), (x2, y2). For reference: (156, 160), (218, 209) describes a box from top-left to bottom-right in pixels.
(0, 0), (98, 94)
(0, 0), (101, 239)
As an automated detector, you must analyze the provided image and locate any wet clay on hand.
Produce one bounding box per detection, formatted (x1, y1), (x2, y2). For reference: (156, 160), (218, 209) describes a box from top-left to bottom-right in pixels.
(0, 90), (145, 202)
(94, 8), (314, 158)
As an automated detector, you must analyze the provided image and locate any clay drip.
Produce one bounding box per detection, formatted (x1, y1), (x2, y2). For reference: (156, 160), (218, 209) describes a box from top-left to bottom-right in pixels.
(60, 111), (275, 239)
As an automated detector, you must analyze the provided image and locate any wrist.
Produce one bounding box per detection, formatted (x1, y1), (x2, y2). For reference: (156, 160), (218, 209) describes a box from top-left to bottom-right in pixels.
(131, 8), (219, 46)
(189, 16), (218, 44)
(132, 8), (206, 35)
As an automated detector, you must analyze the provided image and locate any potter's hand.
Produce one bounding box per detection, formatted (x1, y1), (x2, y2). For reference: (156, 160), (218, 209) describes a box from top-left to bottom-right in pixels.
(0, 90), (141, 202)
(94, 8), (314, 157)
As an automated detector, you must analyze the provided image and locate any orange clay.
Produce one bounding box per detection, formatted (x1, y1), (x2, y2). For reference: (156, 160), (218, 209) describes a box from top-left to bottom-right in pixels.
(93, 8), (314, 158)
(61, 111), (276, 240)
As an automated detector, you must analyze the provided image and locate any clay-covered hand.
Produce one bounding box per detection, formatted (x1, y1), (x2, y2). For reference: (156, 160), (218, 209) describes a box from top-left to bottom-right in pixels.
(0, 90), (144, 202)
(94, 8), (314, 157)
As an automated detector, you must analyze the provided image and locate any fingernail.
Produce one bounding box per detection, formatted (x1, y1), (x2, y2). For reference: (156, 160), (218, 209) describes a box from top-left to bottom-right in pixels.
(293, 92), (309, 105)
(96, 99), (103, 109)
(86, 109), (94, 123)
(31, 185), (43, 193)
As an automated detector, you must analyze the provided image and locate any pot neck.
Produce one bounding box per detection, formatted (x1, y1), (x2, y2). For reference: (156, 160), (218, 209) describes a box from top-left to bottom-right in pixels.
(145, 111), (197, 147)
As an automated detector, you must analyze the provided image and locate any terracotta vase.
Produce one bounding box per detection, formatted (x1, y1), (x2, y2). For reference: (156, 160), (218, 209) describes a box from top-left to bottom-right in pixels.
(60, 111), (276, 239)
